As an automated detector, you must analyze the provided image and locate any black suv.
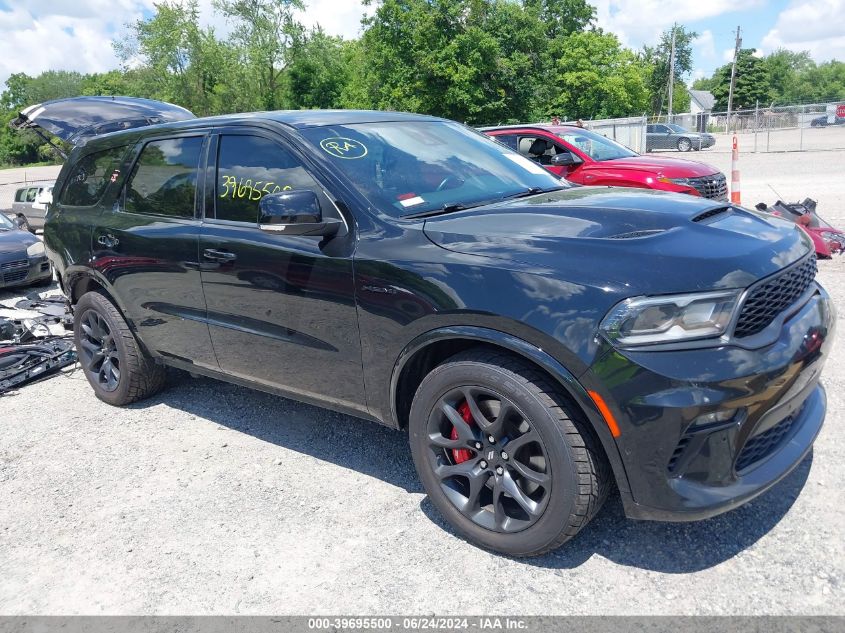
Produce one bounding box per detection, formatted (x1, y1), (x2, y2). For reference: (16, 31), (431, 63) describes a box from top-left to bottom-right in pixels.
(24, 97), (834, 556)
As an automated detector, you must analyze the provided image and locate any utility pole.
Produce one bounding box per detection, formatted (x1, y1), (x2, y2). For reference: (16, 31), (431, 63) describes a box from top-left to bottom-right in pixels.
(667, 25), (676, 122)
(727, 26), (742, 130)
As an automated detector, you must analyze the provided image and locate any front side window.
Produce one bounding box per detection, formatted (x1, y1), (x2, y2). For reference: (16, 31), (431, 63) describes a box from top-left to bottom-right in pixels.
(494, 134), (518, 151)
(299, 121), (565, 218)
(60, 146), (127, 206)
(125, 137), (203, 218)
(25, 188), (37, 202)
(556, 129), (638, 161)
(214, 135), (330, 224)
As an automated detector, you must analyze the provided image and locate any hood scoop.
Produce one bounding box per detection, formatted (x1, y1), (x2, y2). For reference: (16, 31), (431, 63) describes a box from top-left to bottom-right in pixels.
(692, 206), (732, 223)
(607, 229), (666, 240)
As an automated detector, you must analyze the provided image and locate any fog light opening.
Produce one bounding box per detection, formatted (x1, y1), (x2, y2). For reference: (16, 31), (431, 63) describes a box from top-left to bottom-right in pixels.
(690, 408), (739, 430)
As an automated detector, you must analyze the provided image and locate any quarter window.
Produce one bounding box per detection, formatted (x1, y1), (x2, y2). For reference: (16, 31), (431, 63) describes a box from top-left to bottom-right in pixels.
(60, 146), (127, 206)
(14, 188), (26, 202)
(214, 135), (329, 224)
(124, 137), (203, 218)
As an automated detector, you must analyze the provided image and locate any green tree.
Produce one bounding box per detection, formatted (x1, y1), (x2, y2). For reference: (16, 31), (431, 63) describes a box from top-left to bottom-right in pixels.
(286, 28), (354, 109)
(763, 49), (813, 103)
(643, 24), (697, 114)
(546, 30), (650, 119)
(213, 0), (305, 110)
(711, 49), (771, 110)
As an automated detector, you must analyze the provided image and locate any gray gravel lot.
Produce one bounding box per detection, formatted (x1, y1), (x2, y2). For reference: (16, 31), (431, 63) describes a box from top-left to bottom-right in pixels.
(1, 154), (844, 616)
(0, 265), (843, 616)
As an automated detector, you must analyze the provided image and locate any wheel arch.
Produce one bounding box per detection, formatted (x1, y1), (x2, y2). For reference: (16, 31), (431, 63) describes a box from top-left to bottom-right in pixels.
(390, 326), (631, 495)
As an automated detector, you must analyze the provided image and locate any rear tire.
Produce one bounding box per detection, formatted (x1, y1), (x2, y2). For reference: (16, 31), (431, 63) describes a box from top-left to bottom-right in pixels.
(409, 348), (610, 556)
(73, 291), (166, 406)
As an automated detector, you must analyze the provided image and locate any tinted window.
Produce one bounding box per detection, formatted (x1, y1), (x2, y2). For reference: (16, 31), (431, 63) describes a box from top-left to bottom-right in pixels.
(14, 188), (26, 202)
(60, 146), (127, 206)
(125, 137), (203, 218)
(215, 135), (328, 224)
(25, 188), (38, 202)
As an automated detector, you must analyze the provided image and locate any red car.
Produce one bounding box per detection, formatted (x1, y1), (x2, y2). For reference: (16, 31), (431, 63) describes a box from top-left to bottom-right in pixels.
(482, 124), (728, 201)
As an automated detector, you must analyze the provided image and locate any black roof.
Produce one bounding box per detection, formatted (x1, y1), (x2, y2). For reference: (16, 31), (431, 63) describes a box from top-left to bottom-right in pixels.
(138, 109), (443, 132)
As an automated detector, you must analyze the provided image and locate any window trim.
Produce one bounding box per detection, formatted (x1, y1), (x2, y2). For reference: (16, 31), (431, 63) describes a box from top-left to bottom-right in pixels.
(118, 132), (208, 222)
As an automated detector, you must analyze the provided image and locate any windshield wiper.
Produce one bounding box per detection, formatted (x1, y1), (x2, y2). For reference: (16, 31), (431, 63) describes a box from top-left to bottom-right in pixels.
(402, 202), (475, 219)
(501, 186), (566, 201)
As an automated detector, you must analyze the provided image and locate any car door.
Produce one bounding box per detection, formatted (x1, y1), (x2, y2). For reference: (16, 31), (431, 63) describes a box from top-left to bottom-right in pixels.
(516, 133), (583, 180)
(650, 124), (670, 150)
(88, 133), (218, 370)
(198, 129), (366, 413)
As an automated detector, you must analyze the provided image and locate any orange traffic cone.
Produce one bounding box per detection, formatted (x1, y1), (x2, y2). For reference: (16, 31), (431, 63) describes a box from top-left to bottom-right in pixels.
(730, 135), (741, 205)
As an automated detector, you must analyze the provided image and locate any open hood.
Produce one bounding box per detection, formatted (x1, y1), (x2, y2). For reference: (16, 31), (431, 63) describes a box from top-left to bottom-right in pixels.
(10, 96), (195, 147)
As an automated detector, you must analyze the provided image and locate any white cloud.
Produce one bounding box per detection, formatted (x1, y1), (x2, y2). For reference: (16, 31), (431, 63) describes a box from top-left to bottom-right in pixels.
(694, 29), (716, 59)
(760, 0), (845, 61)
(0, 2), (155, 88)
(591, 0), (764, 49)
(723, 47), (737, 62)
(0, 0), (369, 89)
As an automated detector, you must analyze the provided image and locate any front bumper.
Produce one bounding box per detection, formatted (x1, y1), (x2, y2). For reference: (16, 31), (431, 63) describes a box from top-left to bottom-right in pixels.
(584, 287), (834, 521)
(0, 256), (51, 289)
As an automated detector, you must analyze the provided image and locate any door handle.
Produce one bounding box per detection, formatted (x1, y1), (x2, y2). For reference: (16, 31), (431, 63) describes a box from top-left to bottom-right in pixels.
(97, 234), (119, 248)
(203, 248), (237, 262)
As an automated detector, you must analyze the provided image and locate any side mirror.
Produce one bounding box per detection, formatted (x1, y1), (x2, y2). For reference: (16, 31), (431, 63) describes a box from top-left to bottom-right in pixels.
(550, 153), (582, 167)
(258, 190), (341, 237)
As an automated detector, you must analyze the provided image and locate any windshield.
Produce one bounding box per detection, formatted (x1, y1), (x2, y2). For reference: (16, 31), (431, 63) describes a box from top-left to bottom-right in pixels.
(667, 124), (688, 133)
(0, 213), (14, 230)
(299, 121), (566, 217)
(556, 128), (638, 161)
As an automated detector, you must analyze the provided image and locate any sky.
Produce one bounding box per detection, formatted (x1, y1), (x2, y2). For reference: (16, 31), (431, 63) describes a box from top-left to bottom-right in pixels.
(0, 0), (843, 91)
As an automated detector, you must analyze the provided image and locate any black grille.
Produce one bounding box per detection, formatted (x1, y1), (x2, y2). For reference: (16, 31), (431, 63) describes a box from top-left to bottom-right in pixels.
(688, 174), (728, 200)
(734, 255), (817, 338)
(1, 259), (28, 285)
(736, 415), (797, 472)
(667, 434), (693, 473)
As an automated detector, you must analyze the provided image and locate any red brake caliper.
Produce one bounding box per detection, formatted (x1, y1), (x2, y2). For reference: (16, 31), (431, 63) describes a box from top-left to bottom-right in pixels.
(451, 401), (476, 463)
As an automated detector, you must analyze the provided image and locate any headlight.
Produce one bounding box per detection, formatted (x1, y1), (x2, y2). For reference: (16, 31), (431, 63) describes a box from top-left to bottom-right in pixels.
(600, 291), (740, 346)
(658, 176), (691, 186)
(26, 241), (45, 257)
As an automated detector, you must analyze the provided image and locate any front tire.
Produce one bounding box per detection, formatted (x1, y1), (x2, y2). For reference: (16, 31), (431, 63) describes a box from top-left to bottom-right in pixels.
(409, 349), (610, 556)
(677, 137), (692, 152)
(74, 291), (166, 406)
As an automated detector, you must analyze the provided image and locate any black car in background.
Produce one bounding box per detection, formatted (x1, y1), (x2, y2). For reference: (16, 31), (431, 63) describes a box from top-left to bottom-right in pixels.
(646, 123), (716, 152)
(0, 212), (52, 289)
(19, 97), (834, 556)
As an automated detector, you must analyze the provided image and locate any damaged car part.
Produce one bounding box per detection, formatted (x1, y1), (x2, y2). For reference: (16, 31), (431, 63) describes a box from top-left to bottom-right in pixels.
(0, 339), (76, 395)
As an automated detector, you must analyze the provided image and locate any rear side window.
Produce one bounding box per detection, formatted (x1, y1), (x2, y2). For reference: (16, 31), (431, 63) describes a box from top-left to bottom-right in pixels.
(25, 188), (37, 202)
(14, 188), (26, 202)
(124, 137), (203, 218)
(213, 134), (329, 223)
(60, 146), (127, 206)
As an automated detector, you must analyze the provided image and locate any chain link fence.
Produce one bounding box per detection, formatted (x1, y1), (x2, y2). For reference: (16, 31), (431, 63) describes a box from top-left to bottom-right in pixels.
(649, 101), (845, 153)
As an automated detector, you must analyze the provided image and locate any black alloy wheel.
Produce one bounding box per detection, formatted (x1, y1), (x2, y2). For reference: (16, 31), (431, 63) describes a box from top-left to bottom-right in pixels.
(73, 291), (166, 405)
(425, 386), (551, 533)
(78, 308), (121, 392)
(409, 348), (611, 556)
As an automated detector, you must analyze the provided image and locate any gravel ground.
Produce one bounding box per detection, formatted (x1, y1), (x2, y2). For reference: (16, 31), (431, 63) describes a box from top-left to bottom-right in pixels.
(0, 262), (843, 616)
(1, 155), (844, 615)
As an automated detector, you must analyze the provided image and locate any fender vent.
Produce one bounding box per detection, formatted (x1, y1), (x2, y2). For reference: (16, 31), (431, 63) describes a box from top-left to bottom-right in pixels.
(692, 207), (731, 223)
